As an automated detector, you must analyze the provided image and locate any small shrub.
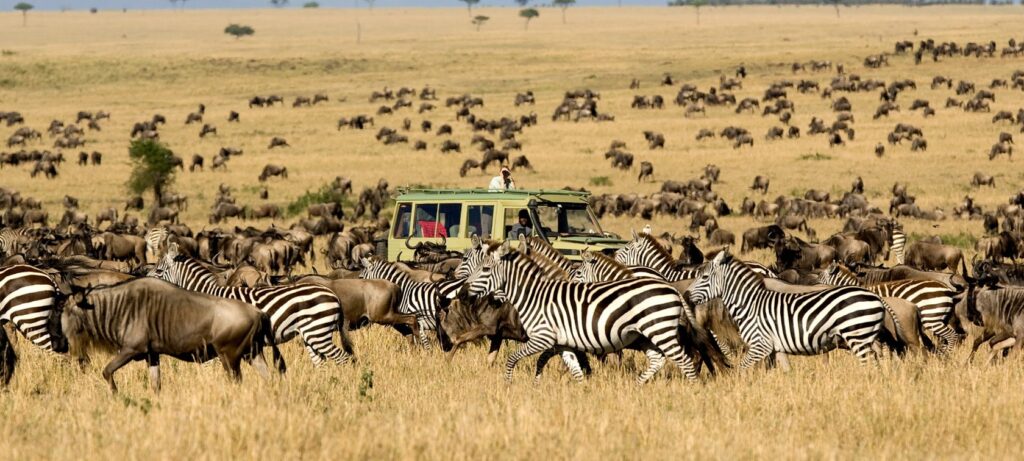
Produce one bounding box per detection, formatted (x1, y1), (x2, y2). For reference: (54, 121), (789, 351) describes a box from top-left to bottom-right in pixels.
(286, 183), (348, 217)
(798, 152), (833, 161)
(590, 176), (612, 187)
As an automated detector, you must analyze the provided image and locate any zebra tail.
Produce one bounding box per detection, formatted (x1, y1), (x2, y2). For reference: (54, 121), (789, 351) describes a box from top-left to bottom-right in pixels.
(336, 306), (356, 358)
(259, 312), (287, 375)
(677, 319), (731, 375)
(0, 327), (17, 387)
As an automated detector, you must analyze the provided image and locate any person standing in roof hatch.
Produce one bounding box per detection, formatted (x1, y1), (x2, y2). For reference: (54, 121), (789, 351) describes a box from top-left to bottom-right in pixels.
(488, 167), (516, 191)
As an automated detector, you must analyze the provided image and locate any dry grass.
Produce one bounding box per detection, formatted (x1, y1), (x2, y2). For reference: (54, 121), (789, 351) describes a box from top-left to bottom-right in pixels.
(3, 6), (1024, 459)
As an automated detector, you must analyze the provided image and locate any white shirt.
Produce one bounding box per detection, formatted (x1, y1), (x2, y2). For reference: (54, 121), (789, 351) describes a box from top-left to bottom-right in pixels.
(488, 176), (515, 191)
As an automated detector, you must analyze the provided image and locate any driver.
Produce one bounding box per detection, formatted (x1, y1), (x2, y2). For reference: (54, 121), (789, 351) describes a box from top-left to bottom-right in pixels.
(508, 209), (533, 239)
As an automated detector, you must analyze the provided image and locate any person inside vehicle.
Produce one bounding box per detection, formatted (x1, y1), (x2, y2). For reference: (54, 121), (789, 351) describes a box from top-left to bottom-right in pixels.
(508, 209), (532, 238)
(488, 167), (516, 191)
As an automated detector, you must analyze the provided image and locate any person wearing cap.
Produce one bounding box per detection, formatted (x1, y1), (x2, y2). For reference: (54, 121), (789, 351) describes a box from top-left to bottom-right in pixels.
(508, 209), (533, 239)
(488, 167), (516, 191)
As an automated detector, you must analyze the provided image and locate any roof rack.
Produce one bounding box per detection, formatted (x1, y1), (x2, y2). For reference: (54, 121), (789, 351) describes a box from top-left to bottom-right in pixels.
(396, 188), (589, 197)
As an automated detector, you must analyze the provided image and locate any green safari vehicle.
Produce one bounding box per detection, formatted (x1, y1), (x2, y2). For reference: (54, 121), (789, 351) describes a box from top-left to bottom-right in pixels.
(386, 188), (625, 262)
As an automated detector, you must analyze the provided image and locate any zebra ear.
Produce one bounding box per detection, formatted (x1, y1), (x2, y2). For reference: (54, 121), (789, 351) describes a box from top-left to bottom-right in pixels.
(359, 257), (372, 268)
(470, 234), (481, 249)
(630, 228), (638, 240)
(517, 234), (528, 254)
(642, 224), (652, 235)
(498, 239), (512, 257)
(581, 251), (595, 263)
(713, 250), (730, 265)
(166, 242), (179, 258)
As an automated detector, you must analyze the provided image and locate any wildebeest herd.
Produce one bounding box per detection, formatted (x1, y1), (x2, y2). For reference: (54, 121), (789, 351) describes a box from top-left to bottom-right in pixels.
(4, 34), (1024, 393)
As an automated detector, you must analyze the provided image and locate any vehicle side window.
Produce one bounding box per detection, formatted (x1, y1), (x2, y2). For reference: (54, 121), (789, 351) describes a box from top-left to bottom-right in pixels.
(393, 203), (412, 238)
(467, 205), (494, 239)
(439, 203), (462, 238)
(414, 203), (440, 237)
(504, 208), (531, 238)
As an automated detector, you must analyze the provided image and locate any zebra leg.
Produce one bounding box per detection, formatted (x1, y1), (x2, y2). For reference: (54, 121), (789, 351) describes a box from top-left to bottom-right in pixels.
(646, 333), (698, 381)
(300, 328), (351, 366)
(505, 334), (555, 384)
(739, 341), (773, 369)
(637, 348), (667, 385)
(533, 349), (556, 384)
(416, 318), (432, 350)
(774, 352), (791, 372)
(559, 351), (585, 382)
(845, 337), (878, 365)
(930, 324), (961, 355)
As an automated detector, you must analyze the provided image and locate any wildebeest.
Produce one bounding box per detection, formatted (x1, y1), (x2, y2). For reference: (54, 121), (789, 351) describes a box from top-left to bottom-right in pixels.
(905, 241), (964, 273)
(750, 175), (770, 195)
(268, 137), (289, 149)
(971, 172), (996, 188)
(61, 279), (278, 393)
(643, 131), (665, 149)
(741, 224), (785, 253)
(258, 164), (288, 182)
(637, 161), (654, 182)
(189, 154), (204, 172)
(990, 143), (1012, 160)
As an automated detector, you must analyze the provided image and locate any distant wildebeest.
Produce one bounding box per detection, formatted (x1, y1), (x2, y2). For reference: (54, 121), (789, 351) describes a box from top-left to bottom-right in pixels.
(268, 137), (289, 149)
(638, 161), (654, 182)
(643, 131), (665, 149)
(750, 175), (770, 195)
(510, 155), (533, 172)
(258, 164), (288, 182)
(696, 129), (715, 141)
(61, 279), (278, 394)
(741, 224), (785, 253)
(990, 143), (1013, 160)
(971, 172), (996, 188)
(875, 143), (885, 157)
(199, 124), (217, 138)
(440, 140), (461, 154)
(91, 151), (102, 166)
(228, 111), (240, 122)
(189, 154), (204, 172)
(733, 133), (754, 148)
(459, 159), (481, 177)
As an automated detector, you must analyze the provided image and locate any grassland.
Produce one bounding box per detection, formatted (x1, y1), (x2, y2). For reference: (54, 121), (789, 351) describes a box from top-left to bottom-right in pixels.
(3, 6), (1024, 459)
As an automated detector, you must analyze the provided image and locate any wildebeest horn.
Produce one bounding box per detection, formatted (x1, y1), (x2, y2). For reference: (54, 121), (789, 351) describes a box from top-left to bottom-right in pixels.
(439, 232), (447, 247)
(405, 234), (420, 250)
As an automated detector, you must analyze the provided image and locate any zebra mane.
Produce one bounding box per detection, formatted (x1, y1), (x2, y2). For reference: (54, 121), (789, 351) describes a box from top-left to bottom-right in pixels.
(832, 263), (859, 282)
(525, 236), (572, 269)
(638, 233), (675, 265)
(505, 250), (563, 280)
(588, 252), (633, 278)
(519, 248), (570, 280)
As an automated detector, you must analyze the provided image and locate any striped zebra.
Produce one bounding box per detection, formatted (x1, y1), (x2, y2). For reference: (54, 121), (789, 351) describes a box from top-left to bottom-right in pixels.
(466, 240), (699, 384)
(359, 258), (441, 348)
(890, 225), (907, 265)
(616, 229), (777, 281)
(686, 251), (893, 369)
(1, 265), (67, 383)
(818, 262), (960, 353)
(0, 228), (31, 257)
(145, 227), (169, 262)
(152, 244), (353, 366)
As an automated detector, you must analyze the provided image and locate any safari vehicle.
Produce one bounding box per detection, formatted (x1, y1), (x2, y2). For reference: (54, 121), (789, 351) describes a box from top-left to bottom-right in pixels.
(387, 188), (625, 262)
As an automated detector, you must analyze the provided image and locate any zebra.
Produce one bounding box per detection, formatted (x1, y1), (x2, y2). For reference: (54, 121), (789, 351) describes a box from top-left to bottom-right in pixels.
(686, 251), (894, 370)
(818, 262), (960, 353)
(0, 228), (31, 258)
(0, 264), (67, 383)
(359, 257), (442, 348)
(144, 227), (169, 262)
(466, 240), (700, 384)
(890, 224), (907, 265)
(151, 244), (353, 366)
(573, 251), (735, 363)
(616, 229), (777, 280)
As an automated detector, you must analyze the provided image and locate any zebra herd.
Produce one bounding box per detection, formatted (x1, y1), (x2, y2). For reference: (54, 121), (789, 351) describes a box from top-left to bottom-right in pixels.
(0, 224), (1001, 390)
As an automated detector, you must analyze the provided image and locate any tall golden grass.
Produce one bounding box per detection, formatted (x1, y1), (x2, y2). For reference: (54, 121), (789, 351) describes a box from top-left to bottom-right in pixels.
(2, 6), (1024, 459)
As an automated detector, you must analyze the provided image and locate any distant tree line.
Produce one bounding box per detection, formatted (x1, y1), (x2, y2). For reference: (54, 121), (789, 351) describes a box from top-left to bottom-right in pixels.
(668, 0), (1007, 5)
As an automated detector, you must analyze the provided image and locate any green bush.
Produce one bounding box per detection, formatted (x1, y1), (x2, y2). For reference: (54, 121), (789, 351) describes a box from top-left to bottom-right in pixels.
(590, 176), (612, 187)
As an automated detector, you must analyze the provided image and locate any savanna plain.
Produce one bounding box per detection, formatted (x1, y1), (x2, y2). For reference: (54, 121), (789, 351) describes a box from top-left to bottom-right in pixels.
(2, 5), (1024, 460)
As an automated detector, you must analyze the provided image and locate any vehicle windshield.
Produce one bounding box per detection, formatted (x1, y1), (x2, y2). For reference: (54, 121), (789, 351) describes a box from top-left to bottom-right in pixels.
(532, 202), (604, 237)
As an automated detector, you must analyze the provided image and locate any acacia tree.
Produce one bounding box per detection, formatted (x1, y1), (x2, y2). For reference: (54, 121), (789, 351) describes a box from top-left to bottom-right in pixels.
(270, 0), (289, 6)
(225, 24), (255, 39)
(514, 0), (529, 6)
(472, 15), (489, 31)
(127, 139), (176, 206)
(14, 3), (33, 27)
(553, 0), (574, 24)
(692, 0), (707, 26)
(519, 8), (538, 30)
(459, 0), (479, 16)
